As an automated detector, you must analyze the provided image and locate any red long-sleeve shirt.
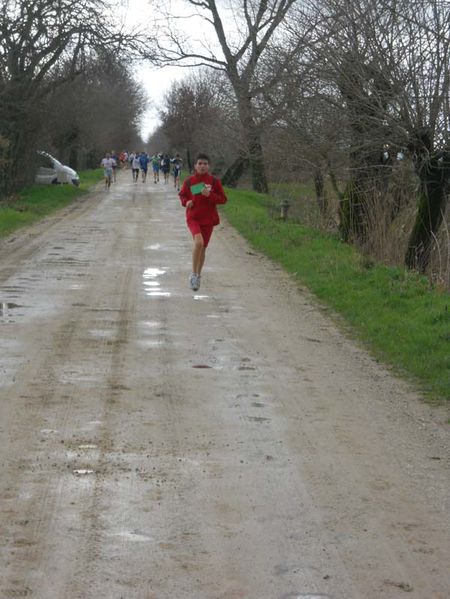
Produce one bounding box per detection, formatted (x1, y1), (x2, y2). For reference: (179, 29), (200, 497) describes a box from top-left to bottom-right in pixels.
(179, 173), (227, 226)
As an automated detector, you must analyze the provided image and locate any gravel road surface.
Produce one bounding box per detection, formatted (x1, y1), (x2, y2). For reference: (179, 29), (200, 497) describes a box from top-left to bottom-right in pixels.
(0, 173), (449, 599)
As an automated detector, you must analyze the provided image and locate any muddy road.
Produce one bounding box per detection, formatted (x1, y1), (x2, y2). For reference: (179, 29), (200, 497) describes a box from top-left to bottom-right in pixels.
(0, 173), (449, 599)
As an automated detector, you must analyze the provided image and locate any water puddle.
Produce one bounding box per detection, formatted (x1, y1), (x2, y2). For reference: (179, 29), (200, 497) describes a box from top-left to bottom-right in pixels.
(140, 320), (162, 328)
(143, 267), (170, 297)
(112, 531), (154, 542)
(73, 469), (95, 475)
(137, 339), (165, 348)
(85, 420), (103, 428)
(0, 302), (23, 315)
(146, 291), (171, 297)
(143, 267), (166, 278)
(146, 243), (162, 250)
(193, 295), (210, 301)
(78, 444), (98, 450)
(89, 329), (115, 338)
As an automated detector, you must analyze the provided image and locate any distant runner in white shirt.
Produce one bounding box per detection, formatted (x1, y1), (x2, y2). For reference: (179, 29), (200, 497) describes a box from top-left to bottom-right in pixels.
(132, 153), (140, 183)
(100, 153), (116, 190)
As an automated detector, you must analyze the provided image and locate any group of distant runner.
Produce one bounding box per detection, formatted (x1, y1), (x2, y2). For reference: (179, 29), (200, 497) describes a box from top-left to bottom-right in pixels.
(100, 151), (183, 190)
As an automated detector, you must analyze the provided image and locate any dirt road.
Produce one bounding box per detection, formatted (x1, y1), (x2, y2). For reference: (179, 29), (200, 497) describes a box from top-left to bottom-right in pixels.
(0, 173), (449, 599)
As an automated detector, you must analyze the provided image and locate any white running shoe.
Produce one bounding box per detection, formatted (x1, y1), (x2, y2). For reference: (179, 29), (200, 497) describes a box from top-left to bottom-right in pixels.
(189, 274), (200, 291)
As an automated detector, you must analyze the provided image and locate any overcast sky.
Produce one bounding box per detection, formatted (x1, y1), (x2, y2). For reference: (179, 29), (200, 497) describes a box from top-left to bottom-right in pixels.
(121, 0), (232, 142)
(119, 0), (189, 141)
(135, 63), (187, 140)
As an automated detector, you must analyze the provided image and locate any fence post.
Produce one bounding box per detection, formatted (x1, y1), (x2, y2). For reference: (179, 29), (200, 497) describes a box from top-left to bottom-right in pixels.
(280, 199), (290, 221)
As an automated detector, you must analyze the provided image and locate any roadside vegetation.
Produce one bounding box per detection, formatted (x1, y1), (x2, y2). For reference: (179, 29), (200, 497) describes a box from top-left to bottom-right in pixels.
(0, 170), (102, 238)
(223, 188), (450, 403)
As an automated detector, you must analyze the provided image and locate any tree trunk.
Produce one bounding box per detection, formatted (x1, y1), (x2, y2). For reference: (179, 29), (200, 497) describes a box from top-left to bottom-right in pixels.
(405, 154), (450, 272)
(222, 155), (249, 187)
(246, 120), (268, 193)
(186, 147), (192, 173)
(339, 179), (367, 242)
(236, 92), (269, 193)
(314, 169), (327, 217)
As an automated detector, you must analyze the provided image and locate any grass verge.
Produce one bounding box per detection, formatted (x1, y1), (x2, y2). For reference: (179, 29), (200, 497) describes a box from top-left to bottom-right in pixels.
(222, 188), (450, 403)
(0, 169), (103, 239)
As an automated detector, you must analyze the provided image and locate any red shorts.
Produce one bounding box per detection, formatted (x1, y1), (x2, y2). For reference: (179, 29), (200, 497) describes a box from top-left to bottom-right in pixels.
(187, 221), (214, 248)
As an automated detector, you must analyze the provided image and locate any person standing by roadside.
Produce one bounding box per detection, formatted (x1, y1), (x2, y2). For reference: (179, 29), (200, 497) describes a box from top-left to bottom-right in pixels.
(179, 153), (227, 292)
(100, 152), (116, 190)
(131, 152), (140, 183)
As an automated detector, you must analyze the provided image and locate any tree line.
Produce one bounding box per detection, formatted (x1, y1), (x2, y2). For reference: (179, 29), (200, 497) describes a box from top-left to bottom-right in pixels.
(0, 0), (147, 197)
(151, 0), (450, 278)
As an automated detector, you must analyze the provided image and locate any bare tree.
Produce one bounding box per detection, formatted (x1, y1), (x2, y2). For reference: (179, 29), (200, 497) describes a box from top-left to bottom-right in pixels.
(304, 0), (450, 270)
(159, 70), (239, 172)
(148, 0), (306, 192)
(44, 51), (146, 169)
(0, 0), (146, 196)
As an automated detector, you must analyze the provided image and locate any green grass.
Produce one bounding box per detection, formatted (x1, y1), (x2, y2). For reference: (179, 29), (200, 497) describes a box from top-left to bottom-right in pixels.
(222, 188), (450, 403)
(0, 169), (103, 238)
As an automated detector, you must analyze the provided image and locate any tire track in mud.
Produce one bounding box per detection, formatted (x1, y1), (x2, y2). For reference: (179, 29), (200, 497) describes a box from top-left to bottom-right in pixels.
(67, 267), (137, 596)
(0, 185), (139, 598)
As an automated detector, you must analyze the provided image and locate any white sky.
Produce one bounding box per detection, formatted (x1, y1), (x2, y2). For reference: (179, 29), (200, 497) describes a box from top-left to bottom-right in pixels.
(121, 0), (233, 142)
(135, 63), (188, 140)
(119, 0), (190, 140)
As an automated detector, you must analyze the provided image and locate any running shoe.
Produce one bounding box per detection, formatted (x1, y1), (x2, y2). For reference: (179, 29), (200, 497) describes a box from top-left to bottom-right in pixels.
(189, 273), (198, 291)
(189, 274), (199, 291)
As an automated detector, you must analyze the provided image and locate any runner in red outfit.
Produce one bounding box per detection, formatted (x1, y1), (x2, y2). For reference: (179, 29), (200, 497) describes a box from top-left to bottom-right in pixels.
(179, 154), (227, 291)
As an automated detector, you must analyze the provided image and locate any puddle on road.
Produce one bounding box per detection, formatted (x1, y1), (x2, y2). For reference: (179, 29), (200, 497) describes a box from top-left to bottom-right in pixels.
(146, 243), (162, 250)
(89, 329), (115, 339)
(143, 267), (167, 278)
(111, 531), (154, 542)
(139, 320), (163, 328)
(193, 295), (210, 301)
(0, 301), (25, 323)
(146, 291), (171, 297)
(78, 444), (98, 449)
(73, 469), (95, 475)
(137, 339), (165, 349)
(0, 302), (23, 315)
(143, 267), (171, 297)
